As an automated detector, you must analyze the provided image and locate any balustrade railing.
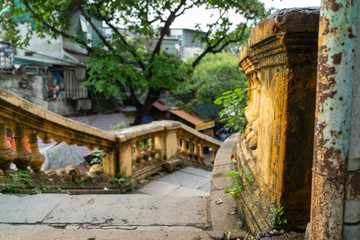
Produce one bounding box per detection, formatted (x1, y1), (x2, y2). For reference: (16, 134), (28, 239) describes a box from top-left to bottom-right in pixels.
(0, 88), (222, 181)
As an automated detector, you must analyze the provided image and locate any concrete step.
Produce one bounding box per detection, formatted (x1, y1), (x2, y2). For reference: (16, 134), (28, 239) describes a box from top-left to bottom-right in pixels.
(0, 194), (210, 227)
(0, 228), (226, 240)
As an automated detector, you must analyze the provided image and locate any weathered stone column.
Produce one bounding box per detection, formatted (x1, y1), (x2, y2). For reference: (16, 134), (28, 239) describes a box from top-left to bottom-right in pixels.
(237, 8), (319, 233)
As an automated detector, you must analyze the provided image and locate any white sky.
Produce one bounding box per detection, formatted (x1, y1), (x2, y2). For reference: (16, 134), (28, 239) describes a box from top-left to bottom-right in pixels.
(171, 0), (321, 30)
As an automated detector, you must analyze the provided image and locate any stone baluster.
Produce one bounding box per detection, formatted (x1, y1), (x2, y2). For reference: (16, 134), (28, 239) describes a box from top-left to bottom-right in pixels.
(149, 136), (157, 162)
(0, 119), (15, 170)
(141, 138), (150, 161)
(137, 140), (146, 166)
(13, 124), (32, 170)
(134, 140), (144, 169)
(131, 142), (138, 171)
(39, 132), (52, 144)
(27, 129), (45, 172)
(154, 135), (164, 161)
(199, 142), (205, 164)
(193, 141), (199, 161)
(135, 140), (142, 161)
(180, 137), (187, 156)
(210, 146), (219, 165)
(187, 140), (194, 161)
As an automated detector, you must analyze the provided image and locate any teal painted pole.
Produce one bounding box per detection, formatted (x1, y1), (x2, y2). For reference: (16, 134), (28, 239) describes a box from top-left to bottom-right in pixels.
(310, 0), (358, 239)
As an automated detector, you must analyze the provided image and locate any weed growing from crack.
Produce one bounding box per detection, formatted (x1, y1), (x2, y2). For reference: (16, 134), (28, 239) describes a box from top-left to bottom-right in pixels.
(270, 206), (288, 226)
(224, 167), (253, 200)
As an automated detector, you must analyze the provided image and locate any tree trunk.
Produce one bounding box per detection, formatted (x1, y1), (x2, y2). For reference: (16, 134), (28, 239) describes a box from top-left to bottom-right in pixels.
(133, 105), (146, 125)
(132, 89), (161, 126)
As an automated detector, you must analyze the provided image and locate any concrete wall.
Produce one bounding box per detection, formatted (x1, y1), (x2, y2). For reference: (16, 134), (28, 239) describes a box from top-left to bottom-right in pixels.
(16, 24), (64, 59)
(344, 2), (360, 239)
(62, 13), (88, 55)
(0, 72), (77, 116)
(16, 13), (89, 58)
(180, 46), (203, 61)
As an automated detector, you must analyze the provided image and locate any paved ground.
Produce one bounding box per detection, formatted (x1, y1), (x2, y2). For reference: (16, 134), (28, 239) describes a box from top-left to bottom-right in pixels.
(0, 167), (233, 240)
(136, 166), (212, 196)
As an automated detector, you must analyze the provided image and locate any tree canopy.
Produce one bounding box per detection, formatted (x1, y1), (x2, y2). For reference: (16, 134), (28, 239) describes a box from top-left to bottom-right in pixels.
(2, 0), (270, 124)
(174, 52), (248, 113)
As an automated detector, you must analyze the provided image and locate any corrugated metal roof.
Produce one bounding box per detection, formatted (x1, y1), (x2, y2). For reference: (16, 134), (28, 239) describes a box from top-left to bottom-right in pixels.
(71, 113), (130, 131)
(14, 55), (81, 67)
(64, 51), (90, 65)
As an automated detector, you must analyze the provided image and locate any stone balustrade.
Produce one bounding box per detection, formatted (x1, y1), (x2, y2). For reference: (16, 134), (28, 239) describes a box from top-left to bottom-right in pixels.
(0, 88), (221, 180)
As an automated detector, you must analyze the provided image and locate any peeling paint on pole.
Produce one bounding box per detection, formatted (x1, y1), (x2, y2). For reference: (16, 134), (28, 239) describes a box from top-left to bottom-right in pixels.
(310, 0), (358, 239)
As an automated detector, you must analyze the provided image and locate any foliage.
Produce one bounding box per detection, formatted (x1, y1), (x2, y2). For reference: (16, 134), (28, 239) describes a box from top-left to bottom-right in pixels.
(0, 170), (71, 194)
(90, 150), (103, 166)
(111, 177), (136, 192)
(0, 170), (33, 194)
(57, 188), (70, 194)
(3, 0), (271, 124)
(214, 87), (248, 132)
(224, 167), (253, 200)
(145, 175), (153, 181)
(174, 52), (248, 113)
(74, 178), (85, 187)
(270, 206), (288, 226)
(110, 123), (126, 131)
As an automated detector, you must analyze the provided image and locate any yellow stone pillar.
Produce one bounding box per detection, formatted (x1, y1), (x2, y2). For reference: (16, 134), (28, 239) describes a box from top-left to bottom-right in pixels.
(102, 147), (117, 178)
(164, 129), (178, 160)
(118, 141), (133, 177)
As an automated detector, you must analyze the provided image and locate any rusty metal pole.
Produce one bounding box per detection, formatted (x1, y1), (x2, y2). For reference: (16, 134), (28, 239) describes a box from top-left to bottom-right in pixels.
(310, 0), (358, 239)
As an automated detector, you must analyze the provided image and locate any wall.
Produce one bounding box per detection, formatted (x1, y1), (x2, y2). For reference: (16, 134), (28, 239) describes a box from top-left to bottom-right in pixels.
(182, 29), (204, 48)
(62, 13), (88, 55)
(180, 46), (203, 61)
(0, 71), (77, 116)
(16, 24), (64, 59)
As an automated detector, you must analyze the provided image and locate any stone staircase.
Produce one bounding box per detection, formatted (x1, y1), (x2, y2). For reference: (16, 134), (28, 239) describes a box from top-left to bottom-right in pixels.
(0, 135), (243, 240)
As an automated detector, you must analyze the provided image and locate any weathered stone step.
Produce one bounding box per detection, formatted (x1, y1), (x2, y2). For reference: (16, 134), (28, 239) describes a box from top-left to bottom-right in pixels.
(0, 228), (225, 240)
(0, 194), (210, 227)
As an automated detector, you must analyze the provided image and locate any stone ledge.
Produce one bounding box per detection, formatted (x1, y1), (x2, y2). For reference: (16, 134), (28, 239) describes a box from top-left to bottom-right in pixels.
(209, 134), (245, 238)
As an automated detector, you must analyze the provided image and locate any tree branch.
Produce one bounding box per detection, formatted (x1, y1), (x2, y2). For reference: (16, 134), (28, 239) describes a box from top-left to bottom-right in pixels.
(22, 0), (93, 53)
(104, 19), (146, 70)
(175, 0), (200, 18)
(192, 21), (248, 69)
(150, 0), (187, 61)
(77, 5), (114, 52)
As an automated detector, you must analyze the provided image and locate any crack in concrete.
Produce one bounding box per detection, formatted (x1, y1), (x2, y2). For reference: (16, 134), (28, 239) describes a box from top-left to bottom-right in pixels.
(40, 195), (70, 223)
(0, 222), (213, 231)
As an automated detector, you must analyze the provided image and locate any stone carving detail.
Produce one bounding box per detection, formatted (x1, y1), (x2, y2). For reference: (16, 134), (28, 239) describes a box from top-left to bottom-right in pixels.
(244, 71), (261, 150)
